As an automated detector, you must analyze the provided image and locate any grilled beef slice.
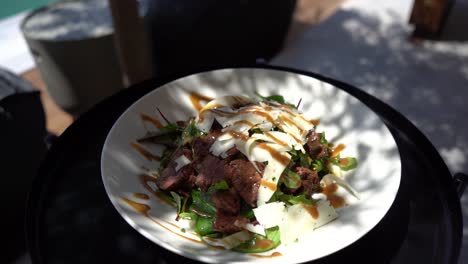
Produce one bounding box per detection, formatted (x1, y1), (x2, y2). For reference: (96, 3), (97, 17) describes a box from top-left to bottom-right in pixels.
(306, 130), (327, 160)
(156, 148), (195, 191)
(192, 130), (222, 163)
(195, 154), (226, 191)
(295, 167), (321, 195)
(224, 159), (262, 207)
(213, 212), (249, 234)
(211, 188), (240, 215)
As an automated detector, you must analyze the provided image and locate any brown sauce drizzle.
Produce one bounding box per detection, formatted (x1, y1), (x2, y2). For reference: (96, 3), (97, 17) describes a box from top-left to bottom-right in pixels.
(322, 183), (346, 208)
(286, 131), (302, 143)
(140, 113), (164, 129)
(248, 111), (274, 123)
(253, 239), (273, 249)
(130, 142), (161, 161)
(139, 174), (175, 207)
(133, 193), (150, 200)
(225, 130), (250, 141)
(250, 252), (283, 258)
(257, 143), (290, 166)
(232, 120), (255, 127)
(263, 131), (288, 146)
(261, 179), (277, 191)
(208, 108), (236, 117)
(303, 204), (319, 219)
(331, 144), (346, 157)
(200, 103), (224, 113)
(121, 197), (202, 244)
(190, 92), (213, 111)
(309, 119), (320, 126)
(279, 115), (304, 134)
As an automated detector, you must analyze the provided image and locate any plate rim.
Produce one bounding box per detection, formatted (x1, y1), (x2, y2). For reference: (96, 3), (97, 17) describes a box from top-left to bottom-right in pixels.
(100, 67), (402, 263)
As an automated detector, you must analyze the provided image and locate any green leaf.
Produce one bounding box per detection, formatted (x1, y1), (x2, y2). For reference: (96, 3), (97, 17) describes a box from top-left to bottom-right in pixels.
(179, 212), (198, 221)
(195, 217), (215, 236)
(240, 208), (255, 219)
(337, 157), (358, 171)
(233, 226), (281, 253)
(298, 151), (312, 168)
(265, 95), (286, 104)
(283, 169), (302, 189)
(181, 119), (204, 145)
(208, 180), (230, 191)
(286, 194), (315, 205)
(170, 191), (182, 218)
(267, 189), (284, 203)
(319, 132), (328, 145)
(312, 160), (324, 172)
(159, 148), (175, 171)
(190, 190), (217, 216)
(249, 128), (263, 135)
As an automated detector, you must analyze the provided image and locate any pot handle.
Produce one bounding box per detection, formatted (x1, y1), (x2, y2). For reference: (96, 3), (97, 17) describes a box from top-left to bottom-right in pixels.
(454, 173), (468, 198)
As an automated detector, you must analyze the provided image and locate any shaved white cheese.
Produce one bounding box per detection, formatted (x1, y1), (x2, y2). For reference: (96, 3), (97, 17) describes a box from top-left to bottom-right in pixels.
(174, 155), (191, 171)
(201, 230), (251, 249)
(322, 174), (360, 199)
(244, 223), (266, 236)
(257, 157), (289, 206)
(197, 96), (320, 206)
(210, 138), (236, 158)
(196, 112), (215, 133)
(280, 200), (338, 245)
(311, 193), (327, 200)
(253, 202), (286, 228)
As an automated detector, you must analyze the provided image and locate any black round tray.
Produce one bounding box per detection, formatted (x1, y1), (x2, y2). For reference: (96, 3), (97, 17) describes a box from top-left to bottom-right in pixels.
(26, 66), (462, 264)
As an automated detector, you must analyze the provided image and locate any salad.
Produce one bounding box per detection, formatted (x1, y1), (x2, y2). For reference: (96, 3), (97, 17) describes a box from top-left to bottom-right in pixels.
(138, 94), (359, 253)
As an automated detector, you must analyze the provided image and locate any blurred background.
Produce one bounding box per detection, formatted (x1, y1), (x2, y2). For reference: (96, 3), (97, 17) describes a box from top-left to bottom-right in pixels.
(0, 0), (466, 263)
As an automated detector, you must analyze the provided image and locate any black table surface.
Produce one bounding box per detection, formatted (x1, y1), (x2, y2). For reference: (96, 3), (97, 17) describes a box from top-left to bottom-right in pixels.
(26, 66), (463, 264)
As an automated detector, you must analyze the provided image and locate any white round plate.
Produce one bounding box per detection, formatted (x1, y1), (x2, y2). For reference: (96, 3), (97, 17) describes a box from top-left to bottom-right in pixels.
(101, 68), (401, 264)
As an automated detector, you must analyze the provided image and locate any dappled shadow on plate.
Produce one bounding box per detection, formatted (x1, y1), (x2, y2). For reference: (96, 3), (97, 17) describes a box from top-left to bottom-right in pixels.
(273, 8), (468, 175)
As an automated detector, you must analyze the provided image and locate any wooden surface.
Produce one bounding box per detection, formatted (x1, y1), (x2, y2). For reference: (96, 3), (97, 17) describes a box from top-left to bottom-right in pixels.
(21, 68), (73, 135)
(108, 0), (154, 86)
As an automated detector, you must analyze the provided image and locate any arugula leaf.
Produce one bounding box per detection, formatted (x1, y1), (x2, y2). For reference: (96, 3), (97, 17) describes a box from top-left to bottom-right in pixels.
(319, 132), (328, 145)
(312, 160), (324, 172)
(233, 226), (281, 253)
(170, 191), (182, 219)
(181, 119), (204, 145)
(298, 151), (312, 168)
(159, 148), (175, 171)
(283, 169), (302, 189)
(190, 190), (217, 216)
(179, 212), (198, 221)
(267, 189), (284, 203)
(286, 194), (315, 205)
(240, 208), (255, 219)
(249, 128), (263, 135)
(208, 180), (230, 191)
(255, 92), (297, 107)
(337, 157), (358, 171)
(195, 216), (216, 236)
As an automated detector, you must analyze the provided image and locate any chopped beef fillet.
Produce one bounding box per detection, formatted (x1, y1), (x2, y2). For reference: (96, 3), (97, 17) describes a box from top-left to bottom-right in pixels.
(195, 154), (226, 191)
(211, 188), (240, 215)
(295, 167), (321, 195)
(224, 146), (240, 160)
(213, 212), (249, 234)
(224, 159), (262, 207)
(306, 130), (327, 160)
(156, 148), (195, 191)
(192, 130), (222, 162)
